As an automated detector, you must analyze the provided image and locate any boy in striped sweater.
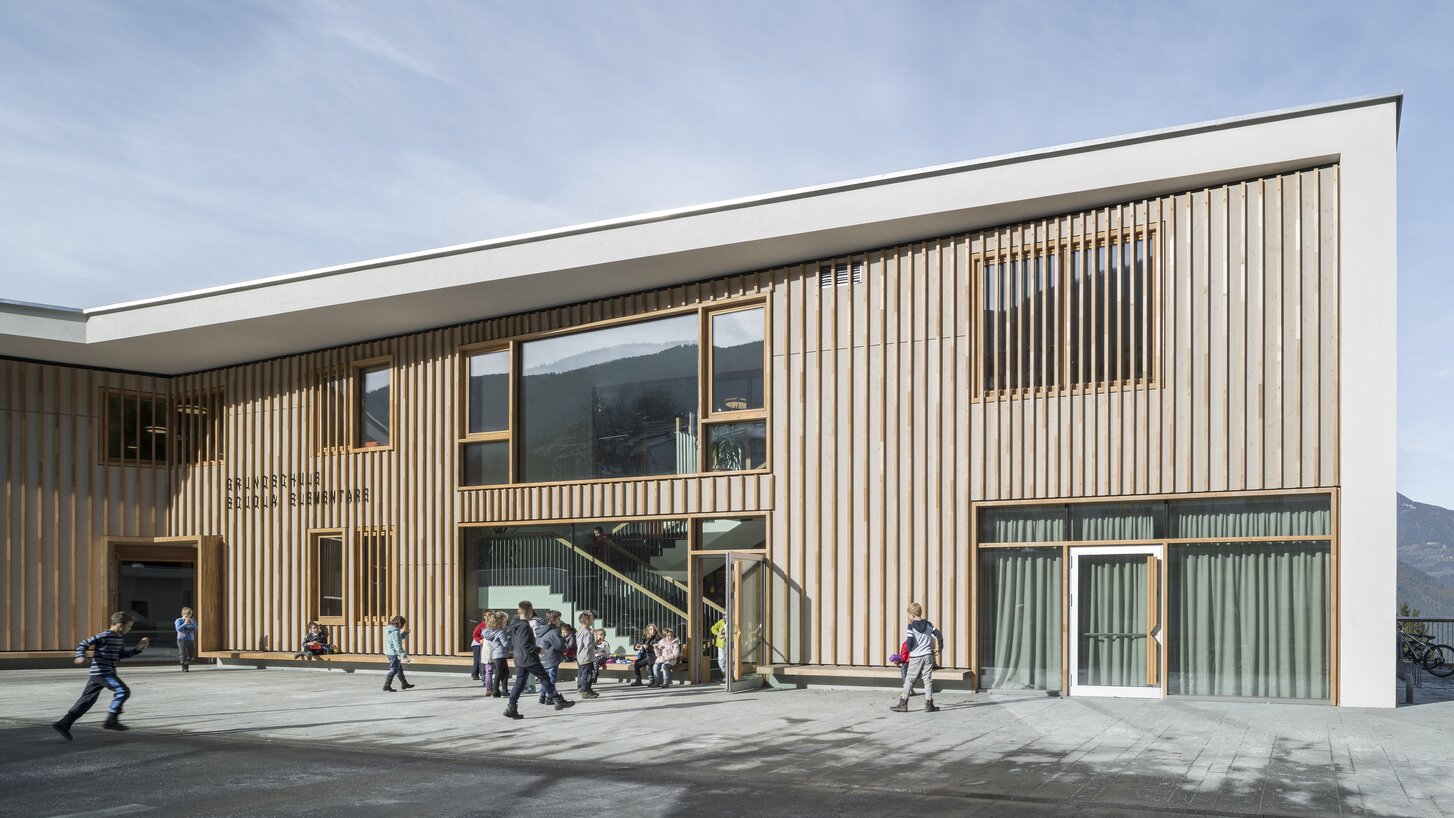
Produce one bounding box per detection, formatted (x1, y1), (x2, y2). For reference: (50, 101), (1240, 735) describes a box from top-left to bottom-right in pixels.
(53, 611), (150, 739)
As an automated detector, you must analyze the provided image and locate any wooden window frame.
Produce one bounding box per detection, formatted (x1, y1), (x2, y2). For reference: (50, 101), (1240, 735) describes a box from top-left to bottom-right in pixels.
(969, 487), (1338, 703)
(351, 356), (396, 453)
(308, 528), (347, 627)
(98, 387), (171, 468)
(355, 526), (397, 625)
(174, 386), (225, 466)
(701, 301), (770, 473)
(454, 295), (772, 490)
(458, 342), (513, 486)
(973, 223), (1160, 401)
(313, 364), (350, 456)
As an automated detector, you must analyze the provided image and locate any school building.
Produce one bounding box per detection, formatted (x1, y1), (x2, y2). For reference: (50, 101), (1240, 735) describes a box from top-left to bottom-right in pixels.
(0, 95), (1399, 705)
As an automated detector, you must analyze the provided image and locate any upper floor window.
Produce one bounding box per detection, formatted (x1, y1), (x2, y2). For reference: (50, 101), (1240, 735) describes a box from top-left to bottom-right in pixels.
(462, 347), (511, 486)
(978, 228), (1155, 398)
(175, 387), (224, 465)
(705, 305), (767, 472)
(102, 389), (169, 467)
(460, 300), (768, 486)
(355, 360), (392, 449)
(520, 313), (700, 483)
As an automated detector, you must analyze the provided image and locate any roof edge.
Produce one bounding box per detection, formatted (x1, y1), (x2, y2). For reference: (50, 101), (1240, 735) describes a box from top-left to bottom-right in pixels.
(73, 92), (1402, 319)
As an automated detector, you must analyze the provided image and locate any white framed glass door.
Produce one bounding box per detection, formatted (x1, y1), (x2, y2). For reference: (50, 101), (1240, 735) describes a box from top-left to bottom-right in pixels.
(724, 552), (766, 693)
(1069, 545), (1162, 698)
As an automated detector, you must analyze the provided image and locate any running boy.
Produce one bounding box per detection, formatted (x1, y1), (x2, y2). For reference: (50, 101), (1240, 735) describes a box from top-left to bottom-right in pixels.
(890, 602), (943, 713)
(52, 611), (150, 739)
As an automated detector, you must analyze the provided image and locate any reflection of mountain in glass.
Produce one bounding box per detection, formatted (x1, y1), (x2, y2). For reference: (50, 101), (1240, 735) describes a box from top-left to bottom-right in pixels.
(522, 342), (699, 482)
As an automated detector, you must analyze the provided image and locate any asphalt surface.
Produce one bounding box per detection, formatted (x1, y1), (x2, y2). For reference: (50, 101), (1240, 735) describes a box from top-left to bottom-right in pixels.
(0, 722), (1241, 818)
(2, 664), (1452, 817)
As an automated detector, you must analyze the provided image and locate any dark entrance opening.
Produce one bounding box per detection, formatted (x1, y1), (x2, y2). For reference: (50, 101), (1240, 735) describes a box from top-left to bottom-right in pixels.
(118, 561), (195, 662)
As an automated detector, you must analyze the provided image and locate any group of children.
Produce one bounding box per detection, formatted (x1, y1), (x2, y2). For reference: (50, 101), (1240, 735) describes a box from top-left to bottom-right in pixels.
(52, 599), (943, 737)
(465, 606), (686, 710)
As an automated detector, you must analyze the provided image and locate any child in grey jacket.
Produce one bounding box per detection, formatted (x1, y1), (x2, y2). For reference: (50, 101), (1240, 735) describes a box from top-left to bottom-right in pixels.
(482, 611), (510, 698)
(382, 616), (414, 692)
(576, 611), (601, 698)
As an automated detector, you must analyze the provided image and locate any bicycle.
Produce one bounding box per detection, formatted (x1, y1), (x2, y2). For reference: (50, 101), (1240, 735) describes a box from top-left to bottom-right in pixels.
(1397, 628), (1454, 677)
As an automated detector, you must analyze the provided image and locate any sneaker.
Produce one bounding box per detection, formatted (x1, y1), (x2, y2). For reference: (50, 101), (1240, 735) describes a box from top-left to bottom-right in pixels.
(51, 721), (73, 741)
(660, 680), (671, 688)
(383, 685), (397, 692)
(889, 700), (908, 713)
(503, 708), (523, 720)
(554, 697), (575, 711)
(925, 700), (940, 713)
(647, 679), (660, 688)
(401, 682), (415, 690)
(629, 680), (643, 687)
(103, 717), (129, 731)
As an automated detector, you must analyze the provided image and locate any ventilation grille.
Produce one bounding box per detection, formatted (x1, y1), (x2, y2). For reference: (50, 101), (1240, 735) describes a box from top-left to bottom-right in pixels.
(819, 261), (864, 287)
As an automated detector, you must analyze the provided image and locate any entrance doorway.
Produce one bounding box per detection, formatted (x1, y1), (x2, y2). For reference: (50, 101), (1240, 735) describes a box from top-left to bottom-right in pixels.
(1068, 545), (1163, 698)
(692, 551), (766, 691)
(118, 560), (195, 661)
(107, 538), (223, 659)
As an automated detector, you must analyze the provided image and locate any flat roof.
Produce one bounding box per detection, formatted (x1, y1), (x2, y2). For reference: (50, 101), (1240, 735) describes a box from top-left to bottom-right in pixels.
(0, 93), (1401, 375)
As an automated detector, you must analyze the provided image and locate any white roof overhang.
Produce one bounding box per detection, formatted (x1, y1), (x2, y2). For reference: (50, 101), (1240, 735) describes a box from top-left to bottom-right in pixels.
(0, 93), (1401, 375)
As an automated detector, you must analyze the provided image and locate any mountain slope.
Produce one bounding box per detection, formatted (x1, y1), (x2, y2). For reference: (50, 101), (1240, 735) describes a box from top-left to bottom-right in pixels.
(1398, 493), (1454, 615)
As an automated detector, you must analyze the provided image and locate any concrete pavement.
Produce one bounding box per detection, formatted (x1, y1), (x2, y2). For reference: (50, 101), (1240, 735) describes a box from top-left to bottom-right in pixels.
(2, 664), (1453, 817)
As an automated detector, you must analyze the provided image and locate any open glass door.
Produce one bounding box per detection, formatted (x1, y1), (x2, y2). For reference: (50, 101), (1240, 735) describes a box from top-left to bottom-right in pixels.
(725, 552), (766, 692)
(1069, 545), (1162, 698)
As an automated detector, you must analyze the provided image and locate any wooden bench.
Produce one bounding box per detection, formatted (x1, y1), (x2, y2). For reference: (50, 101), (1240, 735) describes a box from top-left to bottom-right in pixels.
(201, 650), (474, 670)
(757, 664), (975, 688)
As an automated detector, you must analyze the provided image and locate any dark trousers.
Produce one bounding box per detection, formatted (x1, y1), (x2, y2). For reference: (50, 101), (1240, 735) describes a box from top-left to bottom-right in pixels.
(490, 658), (509, 695)
(178, 640), (196, 668)
(384, 655), (408, 688)
(633, 654), (652, 681)
(577, 661), (598, 692)
(66, 672), (129, 719)
(470, 644), (482, 678)
(508, 662), (557, 709)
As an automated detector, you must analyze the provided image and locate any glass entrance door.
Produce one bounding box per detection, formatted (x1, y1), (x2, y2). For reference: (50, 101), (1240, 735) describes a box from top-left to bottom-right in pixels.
(1069, 545), (1162, 698)
(725, 552), (766, 692)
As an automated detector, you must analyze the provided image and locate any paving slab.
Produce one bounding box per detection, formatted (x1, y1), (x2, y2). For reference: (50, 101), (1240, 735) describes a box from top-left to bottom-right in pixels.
(2, 665), (1454, 816)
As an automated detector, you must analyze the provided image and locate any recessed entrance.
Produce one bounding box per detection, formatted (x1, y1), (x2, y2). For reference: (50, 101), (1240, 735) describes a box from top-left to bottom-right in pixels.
(117, 560), (194, 661)
(1069, 545), (1163, 698)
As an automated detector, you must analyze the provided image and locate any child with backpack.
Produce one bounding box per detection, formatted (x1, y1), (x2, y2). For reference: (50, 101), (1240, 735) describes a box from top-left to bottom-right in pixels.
(890, 603), (943, 713)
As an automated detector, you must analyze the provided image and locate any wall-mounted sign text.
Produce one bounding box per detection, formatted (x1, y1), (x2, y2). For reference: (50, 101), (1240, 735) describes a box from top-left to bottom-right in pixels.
(225, 471), (371, 510)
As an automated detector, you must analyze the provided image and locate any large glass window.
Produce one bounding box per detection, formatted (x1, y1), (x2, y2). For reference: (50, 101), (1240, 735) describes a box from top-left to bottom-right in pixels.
(461, 520), (691, 652)
(102, 389), (170, 467)
(356, 363), (392, 448)
(980, 548), (1062, 690)
(1168, 542), (1330, 699)
(520, 314), (699, 482)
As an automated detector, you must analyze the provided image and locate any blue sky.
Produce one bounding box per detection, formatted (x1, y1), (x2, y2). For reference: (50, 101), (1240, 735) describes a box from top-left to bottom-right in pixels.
(1, 1), (1451, 506)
